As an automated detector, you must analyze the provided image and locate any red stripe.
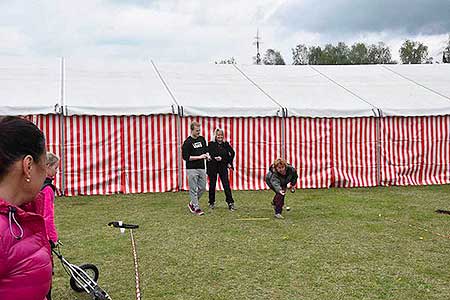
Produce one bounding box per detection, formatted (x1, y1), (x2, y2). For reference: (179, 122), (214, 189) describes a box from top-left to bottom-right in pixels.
(98, 117), (104, 194)
(162, 115), (168, 191)
(250, 118), (255, 190)
(106, 117), (112, 194)
(157, 115), (162, 192)
(94, 117), (100, 194)
(151, 116), (156, 192)
(147, 115), (152, 192)
(75, 116), (81, 194)
(87, 116), (93, 194)
(239, 117), (244, 190)
(134, 117), (139, 193)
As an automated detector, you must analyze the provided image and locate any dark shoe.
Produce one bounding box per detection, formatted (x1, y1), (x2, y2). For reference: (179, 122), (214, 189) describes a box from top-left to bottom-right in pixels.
(209, 203), (216, 209)
(188, 203), (195, 214)
(195, 208), (205, 216)
(228, 203), (236, 212)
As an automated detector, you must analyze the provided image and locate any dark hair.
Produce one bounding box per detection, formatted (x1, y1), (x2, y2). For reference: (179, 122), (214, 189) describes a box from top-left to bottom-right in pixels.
(0, 117), (46, 180)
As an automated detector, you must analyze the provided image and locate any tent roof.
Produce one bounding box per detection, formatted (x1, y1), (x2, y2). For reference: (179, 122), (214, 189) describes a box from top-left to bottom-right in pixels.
(236, 65), (378, 118)
(0, 58), (60, 116)
(64, 61), (176, 116)
(313, 65), (450, 117)
(2, 58), (450, 118)
(153, 63), (283, 117)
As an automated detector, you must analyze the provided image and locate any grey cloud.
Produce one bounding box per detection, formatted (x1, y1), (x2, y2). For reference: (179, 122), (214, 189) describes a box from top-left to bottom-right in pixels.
(272, 0), (450, 36)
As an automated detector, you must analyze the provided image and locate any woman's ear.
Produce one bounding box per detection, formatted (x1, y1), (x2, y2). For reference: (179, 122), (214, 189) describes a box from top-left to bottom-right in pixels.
(22, 155), (34, 181)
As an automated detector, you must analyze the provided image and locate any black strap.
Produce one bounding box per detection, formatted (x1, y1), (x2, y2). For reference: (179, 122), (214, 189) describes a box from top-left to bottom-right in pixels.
(108, 221), (139, 229)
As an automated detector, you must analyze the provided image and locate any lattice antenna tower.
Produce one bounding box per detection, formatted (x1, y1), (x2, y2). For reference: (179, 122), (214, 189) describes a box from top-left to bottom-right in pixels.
(253, 29), (262, 65)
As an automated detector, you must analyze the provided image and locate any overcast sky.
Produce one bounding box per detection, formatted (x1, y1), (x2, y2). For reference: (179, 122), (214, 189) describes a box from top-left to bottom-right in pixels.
(0, 0), (449, 64)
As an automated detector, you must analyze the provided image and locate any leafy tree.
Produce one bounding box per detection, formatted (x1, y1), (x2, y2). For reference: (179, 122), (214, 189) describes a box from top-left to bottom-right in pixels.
(292, 44), (308, 65)
(215, 57), (236, 64)
(320, 44), (336, 64)
(367, 42), (394, 64)
(262, 49), (286, 65)
(292, 41), (394, 65)
(319, 43), (350, 65)
(443, 34), (450, 63)
(349, 42), (369, 64)
(399, 40), (429, 64)
(307, 46), (323, 65)
(334, 42), (351, 64)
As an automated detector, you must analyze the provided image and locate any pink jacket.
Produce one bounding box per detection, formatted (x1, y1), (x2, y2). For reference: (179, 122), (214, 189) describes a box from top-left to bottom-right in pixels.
(0, 195), (52, 300)
(35, 185), (59, 243)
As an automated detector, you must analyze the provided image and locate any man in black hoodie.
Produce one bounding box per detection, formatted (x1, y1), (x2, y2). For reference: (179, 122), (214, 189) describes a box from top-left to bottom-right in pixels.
(182, 121), (210, 216)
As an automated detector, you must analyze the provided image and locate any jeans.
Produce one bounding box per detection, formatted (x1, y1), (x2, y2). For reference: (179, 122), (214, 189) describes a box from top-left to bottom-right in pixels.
(186, 169), (207, 209)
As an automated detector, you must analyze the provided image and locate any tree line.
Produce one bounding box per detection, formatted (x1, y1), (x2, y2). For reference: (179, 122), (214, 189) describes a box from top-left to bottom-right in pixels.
(217, 35), (450, 65)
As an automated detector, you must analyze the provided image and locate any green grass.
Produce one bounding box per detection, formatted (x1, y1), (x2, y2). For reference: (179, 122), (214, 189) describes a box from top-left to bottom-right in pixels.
(52, 185), (450, 300)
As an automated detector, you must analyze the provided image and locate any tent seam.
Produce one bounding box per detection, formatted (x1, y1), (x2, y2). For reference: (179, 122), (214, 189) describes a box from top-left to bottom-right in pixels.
(232, 64), (285, 116)
(382, 65), (450, 103)
(150, 60), (180, 110)
(309, 65), (379, 117)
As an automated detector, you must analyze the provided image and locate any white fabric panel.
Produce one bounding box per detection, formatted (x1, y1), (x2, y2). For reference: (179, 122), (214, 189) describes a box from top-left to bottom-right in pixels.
(237, 65), (377, 117)
(154, 63), (283, 117)
(315, 65), (450, 117)
(64, 61), (175, 116)
(0, 58), (60, 115)
(384, 64), (450, 101)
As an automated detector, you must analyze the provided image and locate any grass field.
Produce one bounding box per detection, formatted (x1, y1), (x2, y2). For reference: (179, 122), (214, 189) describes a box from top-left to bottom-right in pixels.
(51, 185), (450, 300)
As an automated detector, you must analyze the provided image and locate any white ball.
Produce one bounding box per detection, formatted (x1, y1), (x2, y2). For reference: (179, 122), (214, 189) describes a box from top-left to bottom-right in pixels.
(286, 206), (291, 211)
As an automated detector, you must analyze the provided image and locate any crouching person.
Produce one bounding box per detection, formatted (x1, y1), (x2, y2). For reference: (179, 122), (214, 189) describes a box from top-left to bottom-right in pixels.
(265, 158), (298, 219)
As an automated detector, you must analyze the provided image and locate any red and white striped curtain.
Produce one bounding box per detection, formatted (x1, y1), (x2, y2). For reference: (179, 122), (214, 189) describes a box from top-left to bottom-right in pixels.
(284, 117), (378, 189)
(180, 116), (282, 191)
(29, 114), (450, 195)
(27, 114), (63, 191)
(64, 115), (122, 195)
(284, 117), (332, 188)
(330, 117), (378, 188)
(64, 115), (178, 195)
(380, 116), (450, 186)
(121, 115), (178, 194)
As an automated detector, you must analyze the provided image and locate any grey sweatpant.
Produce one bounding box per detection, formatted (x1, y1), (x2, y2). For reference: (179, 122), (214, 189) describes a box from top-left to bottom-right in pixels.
(187, 169), (207, 209)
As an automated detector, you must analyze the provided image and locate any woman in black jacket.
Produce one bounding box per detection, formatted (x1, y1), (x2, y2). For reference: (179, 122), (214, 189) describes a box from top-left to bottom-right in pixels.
(207, 128), (236, 211)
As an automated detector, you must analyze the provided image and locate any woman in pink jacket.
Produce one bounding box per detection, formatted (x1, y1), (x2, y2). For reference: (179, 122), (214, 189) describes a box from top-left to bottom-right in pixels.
(35, 152), (60, 300)
(0, 117), (52, 300)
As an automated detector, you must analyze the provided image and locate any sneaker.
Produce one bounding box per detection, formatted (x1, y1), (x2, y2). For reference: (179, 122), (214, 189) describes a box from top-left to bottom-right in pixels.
(209, 203), (216, 209)
(188, 203), (195, 214)
(274, 213), (284, 219)
(195, 208), (205, 216)
(228, 203), (236, 211)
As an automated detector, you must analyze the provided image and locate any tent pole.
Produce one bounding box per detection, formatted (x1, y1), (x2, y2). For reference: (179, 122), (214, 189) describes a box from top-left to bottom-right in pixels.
(176, 107), (183, 191)
(375, 109), (382, 186)
(59, 57), (67, 196)
(150, 60), (182, 192)
(281, 108), (286, 160)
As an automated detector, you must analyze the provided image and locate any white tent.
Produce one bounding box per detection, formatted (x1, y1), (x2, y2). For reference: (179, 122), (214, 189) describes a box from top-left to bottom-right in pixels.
(235, 64), (378, 118)
(1, 59), (449, 195)
(153, 63), (283, 117)
(0, 58), (60, 115)
(63, 60), (176, 116)
(384, 64), (450, 105)
(312, 65), (450, 117)
(2, 60), (450, 118)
